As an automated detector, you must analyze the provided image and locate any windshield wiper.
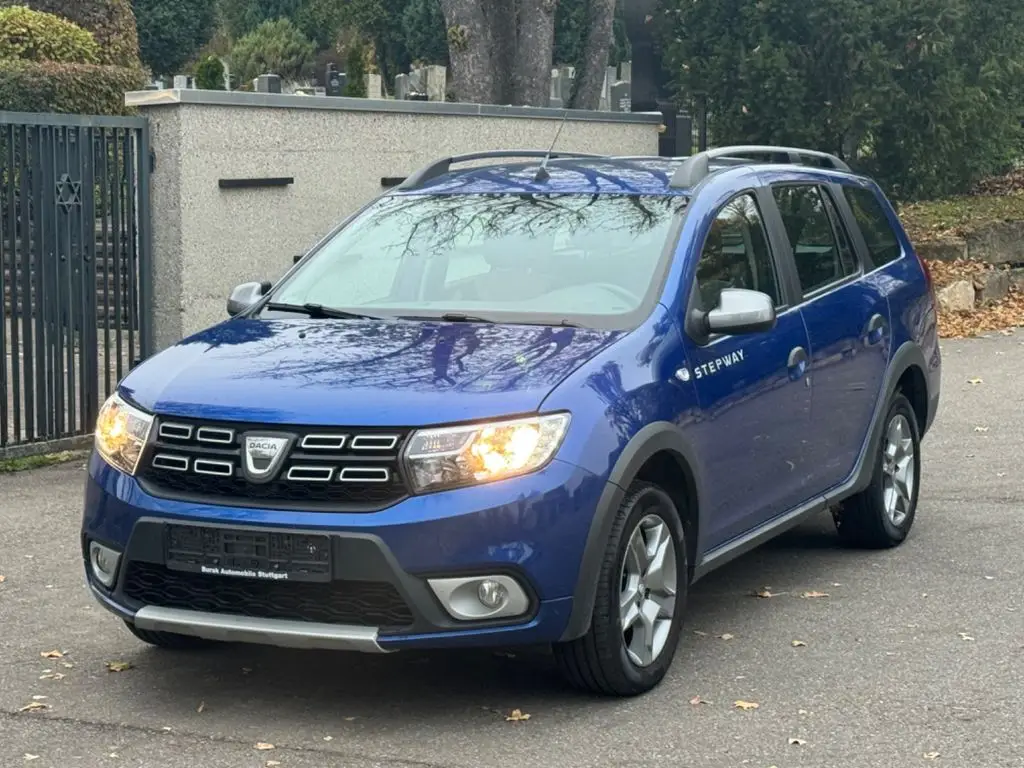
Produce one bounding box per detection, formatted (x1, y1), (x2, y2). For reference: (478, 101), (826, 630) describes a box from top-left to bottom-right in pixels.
(263, 302), (381, 320)
(398, 312), (498, 324)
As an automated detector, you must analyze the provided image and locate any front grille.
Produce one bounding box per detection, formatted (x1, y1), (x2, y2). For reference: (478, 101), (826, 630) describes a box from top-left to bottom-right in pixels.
(137, 417), (410, 511)
(123, 562), (414, 628)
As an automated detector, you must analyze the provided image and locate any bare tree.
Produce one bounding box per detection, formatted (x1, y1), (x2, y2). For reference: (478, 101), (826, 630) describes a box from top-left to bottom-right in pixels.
(570, 0), (617, 109)
(512, 0), (558, 106)
(439, 0), (499, 103)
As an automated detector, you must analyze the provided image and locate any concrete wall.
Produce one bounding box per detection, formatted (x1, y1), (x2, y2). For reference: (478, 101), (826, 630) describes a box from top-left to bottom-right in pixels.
(127, 90), (663, 350)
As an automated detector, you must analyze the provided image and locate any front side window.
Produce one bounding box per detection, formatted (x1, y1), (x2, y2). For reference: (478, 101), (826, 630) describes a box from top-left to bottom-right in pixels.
(695, 193), (781, 311)
(843, 186), (902, 266)
(267, 193), (688, 329)
(772, 184), (856, 297)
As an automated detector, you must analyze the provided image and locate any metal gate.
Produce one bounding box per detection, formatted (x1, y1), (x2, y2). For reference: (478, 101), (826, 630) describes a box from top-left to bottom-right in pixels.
(1, 112), (153, 456)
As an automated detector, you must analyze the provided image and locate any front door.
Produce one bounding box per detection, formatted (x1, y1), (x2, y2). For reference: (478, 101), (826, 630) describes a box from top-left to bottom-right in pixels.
(769, 183), (890, 492)
(682, 191), (814, 551)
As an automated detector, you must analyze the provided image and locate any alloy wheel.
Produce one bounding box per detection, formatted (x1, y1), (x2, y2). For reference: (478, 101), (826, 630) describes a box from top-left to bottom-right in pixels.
(618, 514), (678, 668)
(881, 414), (916, 527)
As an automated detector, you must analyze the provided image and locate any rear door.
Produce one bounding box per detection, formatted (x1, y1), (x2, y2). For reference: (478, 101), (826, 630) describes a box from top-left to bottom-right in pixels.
(768, 183), (890, 492)
(683, 190), (814, 550)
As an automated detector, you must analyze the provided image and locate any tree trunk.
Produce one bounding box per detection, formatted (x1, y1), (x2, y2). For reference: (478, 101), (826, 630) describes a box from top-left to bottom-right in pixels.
(512, 0), (558, 106)
(571, 0), (616, 109)
(486, 0), (517, 103)
(439, 0), (498, 103)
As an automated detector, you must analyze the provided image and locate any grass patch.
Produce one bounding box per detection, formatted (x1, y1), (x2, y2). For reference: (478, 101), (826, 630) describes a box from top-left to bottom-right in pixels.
(0, 450), (88, 473)
(900, 193), (1024, 243)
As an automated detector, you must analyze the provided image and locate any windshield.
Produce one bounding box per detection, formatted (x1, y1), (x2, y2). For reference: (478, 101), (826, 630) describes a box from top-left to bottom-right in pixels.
(265, 192), (687, 329)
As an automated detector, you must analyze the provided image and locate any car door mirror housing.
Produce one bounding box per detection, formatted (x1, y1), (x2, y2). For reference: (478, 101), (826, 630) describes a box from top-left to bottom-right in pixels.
(227, 281), (270, 317)
(705, 288), (777, 337)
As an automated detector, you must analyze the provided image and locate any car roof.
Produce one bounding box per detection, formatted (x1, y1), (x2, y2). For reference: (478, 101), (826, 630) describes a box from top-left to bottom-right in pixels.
(389, 146), (866, 198)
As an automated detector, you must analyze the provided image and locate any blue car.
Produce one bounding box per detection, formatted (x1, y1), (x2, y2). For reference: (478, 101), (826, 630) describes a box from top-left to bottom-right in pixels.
(84, 146), (941, 696)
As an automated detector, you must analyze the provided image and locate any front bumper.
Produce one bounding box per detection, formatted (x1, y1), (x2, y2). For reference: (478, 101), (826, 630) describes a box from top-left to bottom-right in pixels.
(82, 453), (603, 651)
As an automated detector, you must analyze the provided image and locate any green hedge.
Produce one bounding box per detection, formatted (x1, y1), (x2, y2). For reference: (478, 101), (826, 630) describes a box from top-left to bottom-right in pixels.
(0, 6), (101, 63)
(0, 0), (141, 67)
(0, 60), (146, 115)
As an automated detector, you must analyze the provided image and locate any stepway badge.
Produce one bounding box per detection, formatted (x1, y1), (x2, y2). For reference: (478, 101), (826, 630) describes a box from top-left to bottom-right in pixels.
(694, 349), (745, 379)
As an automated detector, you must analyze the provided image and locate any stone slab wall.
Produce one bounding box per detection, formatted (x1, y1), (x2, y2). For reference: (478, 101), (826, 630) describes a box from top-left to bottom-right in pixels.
(127, 90), (662, 350)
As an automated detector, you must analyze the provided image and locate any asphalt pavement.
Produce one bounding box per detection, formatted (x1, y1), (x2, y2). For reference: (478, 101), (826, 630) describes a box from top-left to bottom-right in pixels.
(2, 333), (1023, 768)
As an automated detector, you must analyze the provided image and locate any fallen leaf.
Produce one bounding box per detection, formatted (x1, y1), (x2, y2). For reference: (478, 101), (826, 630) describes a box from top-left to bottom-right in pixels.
(720, 633), (735, 640)
(974, 426), (989, 432)
(692, 630), (708, 636)
(39, 672), (64, 681)
(196, 701), (205, 714)
(61, 662), (73, 669)
(0, 575), (6, 583)
(734, 700), (759, 711)
(801, 591), (830, 599)
(789, 738), (807, 746)
(266, 762), (281, 767)
(31, 695), (47, 701)
(985, 575), (995, 580)
(798, 709), (809, 715)
(959, 632), (975, 642)
(343, 716), (357, 721)
(997, 473), (1007, 478)
(24, 755), (40, 761)
(689, 695), (709, 705)
(967, 377), (983, 385)
(323, 736), (333, 741)
(923, 752), (941, 760)
(753, 588), (777, 598)
(106, 661), (133, 673)
(792, 639), (807, 647)
(161, 727), (172, 732)
(505, 708), (531, 722)
(19, 701), (50, 712)
(109, 753), (118, 759)
(40, 650), (63, 659)
(254, 743), (276, 751)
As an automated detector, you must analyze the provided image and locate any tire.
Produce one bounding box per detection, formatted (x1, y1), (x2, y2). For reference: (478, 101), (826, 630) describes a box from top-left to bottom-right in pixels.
(124, 620), (216, 650)
(553, 482), (688, 697)
(834, 392), (921, 548)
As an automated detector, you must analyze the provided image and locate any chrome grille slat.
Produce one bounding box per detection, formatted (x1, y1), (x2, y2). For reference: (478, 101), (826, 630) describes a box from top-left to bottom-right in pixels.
(193, 459), (235, 477)
(338, 467), (390, 483)
(350, 435), (399, 451)
(152, 454), (189, 472)
(196, 427), (235, 445)
(300, 434), (347, 450)
(286, 466), (335, 482)
(158, 423), (193, 441)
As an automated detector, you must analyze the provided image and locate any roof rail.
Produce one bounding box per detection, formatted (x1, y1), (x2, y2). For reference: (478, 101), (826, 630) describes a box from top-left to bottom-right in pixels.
(669, 145), (851, 188)
(397, 150), (608, 190)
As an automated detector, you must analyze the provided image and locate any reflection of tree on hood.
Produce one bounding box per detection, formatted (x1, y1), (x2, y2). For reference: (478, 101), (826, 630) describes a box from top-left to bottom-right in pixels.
(432, 325), (482, 385)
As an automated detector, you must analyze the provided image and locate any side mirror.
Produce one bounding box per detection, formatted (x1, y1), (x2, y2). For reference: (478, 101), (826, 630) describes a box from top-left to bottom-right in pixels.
(227, 281), (270, 317)
(705, 288), (776, 336)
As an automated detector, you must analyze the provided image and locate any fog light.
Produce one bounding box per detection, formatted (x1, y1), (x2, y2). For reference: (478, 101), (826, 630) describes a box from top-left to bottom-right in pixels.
(477, 579), (509, 610)
(428, 574), (529, 621)
(89, 541), (121, 588)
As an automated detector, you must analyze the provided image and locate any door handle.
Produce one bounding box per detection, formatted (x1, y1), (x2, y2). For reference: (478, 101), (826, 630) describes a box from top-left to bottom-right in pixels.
(788, 346), (808, 381)
(864, 313), (888, 346)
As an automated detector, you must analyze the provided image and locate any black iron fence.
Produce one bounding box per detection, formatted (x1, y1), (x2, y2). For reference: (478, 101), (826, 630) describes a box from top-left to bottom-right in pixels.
(1, 112), (153, 456)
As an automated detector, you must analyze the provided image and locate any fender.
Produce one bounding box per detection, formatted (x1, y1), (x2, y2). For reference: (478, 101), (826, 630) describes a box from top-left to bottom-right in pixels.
(559, 421), (704, 642)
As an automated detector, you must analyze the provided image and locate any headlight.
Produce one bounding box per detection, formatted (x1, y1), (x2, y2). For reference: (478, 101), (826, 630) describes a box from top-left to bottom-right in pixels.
(404, 413), (570, 493)
(94, 393), (153, 476)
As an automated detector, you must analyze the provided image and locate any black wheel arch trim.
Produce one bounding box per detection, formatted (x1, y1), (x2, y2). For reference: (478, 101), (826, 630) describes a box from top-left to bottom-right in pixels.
(560, 421), (704, 642)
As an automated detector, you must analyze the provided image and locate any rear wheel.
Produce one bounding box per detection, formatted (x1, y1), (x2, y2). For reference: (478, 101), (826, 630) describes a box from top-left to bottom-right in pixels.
(553, 482), (688, 696)
(124, 620), (216, 650)
(834, 392), (921, 548)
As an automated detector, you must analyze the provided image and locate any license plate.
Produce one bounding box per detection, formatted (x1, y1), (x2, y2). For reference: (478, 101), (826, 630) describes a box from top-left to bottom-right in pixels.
(165, 525), (332, 583)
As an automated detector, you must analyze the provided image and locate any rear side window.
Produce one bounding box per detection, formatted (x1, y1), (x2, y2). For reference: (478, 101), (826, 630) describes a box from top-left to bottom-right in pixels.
(772, 184), (856, 297)
(695, 192), (781, 310)
(843, 186), (903, 266)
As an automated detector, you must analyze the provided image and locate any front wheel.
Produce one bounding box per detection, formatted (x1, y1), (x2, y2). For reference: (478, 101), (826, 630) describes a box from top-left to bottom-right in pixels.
(553, 482), (688, 696)
(834, 392), (921, 548)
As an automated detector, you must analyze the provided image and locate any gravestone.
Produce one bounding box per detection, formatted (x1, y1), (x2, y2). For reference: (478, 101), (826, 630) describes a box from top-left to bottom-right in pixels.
(395, 73), (410, 100)
(408, 68), (426, 94)
(549, 69), (564, 108)
(610, 81), (631, 112)
(619, 60), (632, 83)
(425, 65), (446, 101)
(365, 73), (383, 99)
(173, 74), (194, 89)
(254, 74), (282, 93)
(325, 64), (345, 96)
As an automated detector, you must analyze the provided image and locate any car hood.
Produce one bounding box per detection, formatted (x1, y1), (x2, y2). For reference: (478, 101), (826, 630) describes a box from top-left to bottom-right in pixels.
(120, 318), (624, 427)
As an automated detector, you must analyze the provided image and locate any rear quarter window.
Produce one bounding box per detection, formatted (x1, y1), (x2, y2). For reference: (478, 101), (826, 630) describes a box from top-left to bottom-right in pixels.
(843, 187), (903, 266)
